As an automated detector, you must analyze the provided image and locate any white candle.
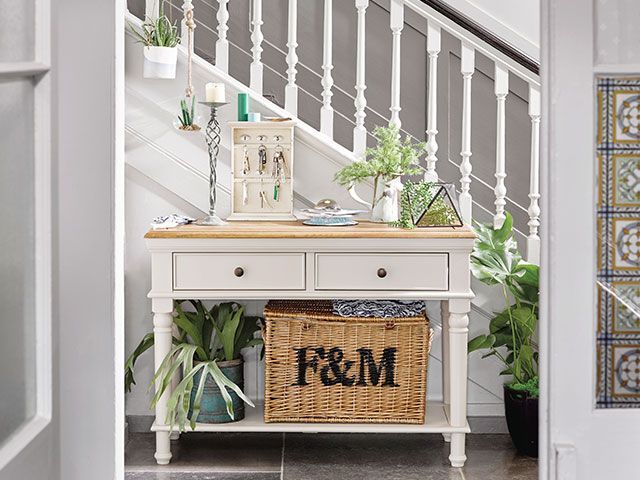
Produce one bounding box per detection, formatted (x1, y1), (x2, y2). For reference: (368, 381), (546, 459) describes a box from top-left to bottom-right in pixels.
(205, 82), (226, 102)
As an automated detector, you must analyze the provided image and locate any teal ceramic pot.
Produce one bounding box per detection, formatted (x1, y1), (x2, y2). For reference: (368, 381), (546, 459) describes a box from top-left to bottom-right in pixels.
(188, 359), (245, 423)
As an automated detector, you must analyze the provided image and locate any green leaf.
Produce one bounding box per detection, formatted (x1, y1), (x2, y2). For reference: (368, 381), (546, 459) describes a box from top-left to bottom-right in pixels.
(468, 334), (495, 352)
(124, 332), (154, 393)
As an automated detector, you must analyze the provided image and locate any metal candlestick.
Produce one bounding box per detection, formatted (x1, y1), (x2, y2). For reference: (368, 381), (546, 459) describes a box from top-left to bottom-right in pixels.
(197, 101), (229, 226)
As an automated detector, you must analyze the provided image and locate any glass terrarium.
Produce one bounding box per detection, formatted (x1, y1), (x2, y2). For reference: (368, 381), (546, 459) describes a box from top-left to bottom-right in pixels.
(414, 183), (463, 228)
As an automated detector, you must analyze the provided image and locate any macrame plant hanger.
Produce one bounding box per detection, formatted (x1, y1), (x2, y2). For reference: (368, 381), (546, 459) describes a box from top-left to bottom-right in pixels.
(176, 1), (200, 131)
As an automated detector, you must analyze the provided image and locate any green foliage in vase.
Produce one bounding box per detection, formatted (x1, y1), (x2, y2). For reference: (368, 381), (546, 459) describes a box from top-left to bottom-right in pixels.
(125, 300), (263, 430)
(128, 3), (180, 48)
(467, 213), (540, 397)
(334, 125), (425, 202)
(177, 96), (200, 130)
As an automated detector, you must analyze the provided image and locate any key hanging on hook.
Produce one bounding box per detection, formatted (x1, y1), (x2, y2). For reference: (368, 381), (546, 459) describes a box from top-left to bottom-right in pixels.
(242, 145), (251, 175)
(258, 144), (267, 175)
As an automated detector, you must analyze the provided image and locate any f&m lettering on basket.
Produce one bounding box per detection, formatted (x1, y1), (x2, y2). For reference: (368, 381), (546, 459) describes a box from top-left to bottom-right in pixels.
(264, 300), (432, 424)
(292, 346), (400, 387)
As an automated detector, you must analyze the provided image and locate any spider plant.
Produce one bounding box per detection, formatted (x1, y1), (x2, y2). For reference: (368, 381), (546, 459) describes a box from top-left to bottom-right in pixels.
(125, 301), (263, 431)
(127, 3), (180, 48)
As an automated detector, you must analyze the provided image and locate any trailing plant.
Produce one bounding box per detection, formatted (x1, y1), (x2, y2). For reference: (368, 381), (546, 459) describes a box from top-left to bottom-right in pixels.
(177, 96), (200, 131)
(334, 125), (425, 205)
(125, 301), (263, 430)
(467, 212), (540, 397)
(128, 3), (180, 48)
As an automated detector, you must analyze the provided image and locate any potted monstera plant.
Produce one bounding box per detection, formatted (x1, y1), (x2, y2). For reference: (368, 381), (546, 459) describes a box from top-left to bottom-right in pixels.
(128, 2), (180, 79)
(468, 213), (539, 457)
(125, 301), (263, 431)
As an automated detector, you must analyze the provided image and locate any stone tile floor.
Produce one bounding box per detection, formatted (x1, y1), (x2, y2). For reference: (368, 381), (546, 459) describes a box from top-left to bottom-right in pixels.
(126, 432), (537, 480)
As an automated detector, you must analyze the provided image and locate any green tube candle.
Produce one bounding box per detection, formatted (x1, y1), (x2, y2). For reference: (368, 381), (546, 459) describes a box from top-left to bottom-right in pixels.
(237, 93), (249, 121)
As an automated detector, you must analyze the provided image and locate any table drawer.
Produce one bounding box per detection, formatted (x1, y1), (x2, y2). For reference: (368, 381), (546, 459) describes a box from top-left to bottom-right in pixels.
(315, 253), (448, 291)
(173, 253), (306, 291)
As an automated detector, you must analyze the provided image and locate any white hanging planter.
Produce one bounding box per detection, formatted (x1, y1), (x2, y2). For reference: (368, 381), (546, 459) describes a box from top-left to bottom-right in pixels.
(143, 46), (178, 79)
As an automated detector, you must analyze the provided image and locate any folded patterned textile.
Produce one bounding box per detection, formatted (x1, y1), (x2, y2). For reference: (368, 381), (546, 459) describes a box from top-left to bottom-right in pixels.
(332, 299), (426, 318)
(151, 214), (195, 230)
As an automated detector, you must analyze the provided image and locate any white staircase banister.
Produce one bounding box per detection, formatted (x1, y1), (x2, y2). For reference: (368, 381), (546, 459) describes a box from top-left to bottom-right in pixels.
(389, 0), (404, 129)
(403, 0), (539, 87)
(215, 0), (230, 73)
(493, 63), (509, 229)
(285, 0), (299, 116)
(353, 0), (369, 159)
(320, 0), (335, 138)
(527, 84), (541, 264)
(144, 0), (158, 20)
(424, 20), (441, 183)
(459, 42), (475, 225)
(250, 0), (264, 94)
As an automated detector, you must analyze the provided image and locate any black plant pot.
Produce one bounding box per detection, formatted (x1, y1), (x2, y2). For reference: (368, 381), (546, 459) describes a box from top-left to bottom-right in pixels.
(503, 385), (538, 457)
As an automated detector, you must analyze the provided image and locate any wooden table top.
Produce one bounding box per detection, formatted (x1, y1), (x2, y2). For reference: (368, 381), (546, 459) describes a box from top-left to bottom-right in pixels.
(145, 221), (475, 239)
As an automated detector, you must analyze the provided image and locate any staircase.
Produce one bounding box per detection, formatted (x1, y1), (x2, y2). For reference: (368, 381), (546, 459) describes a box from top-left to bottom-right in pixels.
(124, 0), (541, 419)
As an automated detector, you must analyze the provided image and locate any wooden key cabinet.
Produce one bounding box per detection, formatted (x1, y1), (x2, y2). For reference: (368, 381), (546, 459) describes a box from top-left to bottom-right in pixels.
(227, 121), (296, 221)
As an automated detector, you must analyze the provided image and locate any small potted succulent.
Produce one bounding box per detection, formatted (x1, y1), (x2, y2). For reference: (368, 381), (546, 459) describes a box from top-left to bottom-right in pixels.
(467, 213), (539, 457)
(334, 124), (425, 222)
(128, 3), (180, 79)
(125, 301), (263, 430)
(174, 95), (201, 132)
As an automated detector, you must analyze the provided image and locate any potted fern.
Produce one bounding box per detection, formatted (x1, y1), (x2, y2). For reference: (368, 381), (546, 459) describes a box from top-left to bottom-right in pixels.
(128, 2), (180, 79)
(467, 213), (539, 457)
(334, 124), (424, 222)
(125, 301), (263, 430)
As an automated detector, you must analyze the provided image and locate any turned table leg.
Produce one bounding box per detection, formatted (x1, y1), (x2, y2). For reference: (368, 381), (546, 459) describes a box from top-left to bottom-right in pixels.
(440, 300), (451, 443)
(152, 300), (174, 465)
(448, 298), (470, 468)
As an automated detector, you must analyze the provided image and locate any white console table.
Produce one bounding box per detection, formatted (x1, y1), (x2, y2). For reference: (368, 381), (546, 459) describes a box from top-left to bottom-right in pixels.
(145, 221), (475, 467)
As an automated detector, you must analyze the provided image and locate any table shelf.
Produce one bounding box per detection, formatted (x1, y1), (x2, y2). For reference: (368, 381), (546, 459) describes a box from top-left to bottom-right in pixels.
(151, 402), (470, 434)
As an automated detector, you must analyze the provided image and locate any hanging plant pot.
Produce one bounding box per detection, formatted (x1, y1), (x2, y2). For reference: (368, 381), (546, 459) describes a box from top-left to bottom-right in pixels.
(173, 95), (202, 132)
(143, 46), (178, 79)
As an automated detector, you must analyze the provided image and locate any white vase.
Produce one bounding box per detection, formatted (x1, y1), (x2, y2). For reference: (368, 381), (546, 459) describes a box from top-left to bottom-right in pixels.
(349, 176), (402, 223)
(143, 46), (178, 79)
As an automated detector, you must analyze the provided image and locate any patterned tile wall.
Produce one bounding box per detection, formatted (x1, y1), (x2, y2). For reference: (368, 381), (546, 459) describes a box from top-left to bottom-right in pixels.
(597, 77), (640, 408)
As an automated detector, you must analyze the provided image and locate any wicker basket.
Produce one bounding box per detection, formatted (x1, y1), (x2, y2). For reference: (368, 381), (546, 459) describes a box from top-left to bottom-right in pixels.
(263, 300), (432, 424)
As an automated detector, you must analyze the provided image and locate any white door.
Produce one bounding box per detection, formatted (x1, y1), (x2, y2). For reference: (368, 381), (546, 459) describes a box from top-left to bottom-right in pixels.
(0, 0), (55, 479)
(542, 0), (640, 478)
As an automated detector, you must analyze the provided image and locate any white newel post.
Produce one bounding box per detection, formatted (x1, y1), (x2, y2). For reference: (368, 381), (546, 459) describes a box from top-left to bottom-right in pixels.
(353, 0), (369, 158)
(152, 298), (174, 465)
(215, 0), (230, 73)
(527, 84), (541, 264)
(145, 0), (159, 19)
(459, 43), (475, 225)
(424, 21), (441, 182)
(320, 0), (334, 137)
(389, 0), (404, 128)
(250, 0), (264, 94)
(493, 64), (509, 229)
(285, 0), (299, 115)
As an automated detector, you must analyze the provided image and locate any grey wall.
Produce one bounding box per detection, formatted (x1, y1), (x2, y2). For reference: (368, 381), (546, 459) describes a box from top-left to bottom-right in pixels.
(129, 0), (533, 235)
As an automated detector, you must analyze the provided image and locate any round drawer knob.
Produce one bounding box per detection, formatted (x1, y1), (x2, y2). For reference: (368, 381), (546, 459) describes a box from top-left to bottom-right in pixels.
(377, 268), (387, 278)
(234, 267), (245, 277)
